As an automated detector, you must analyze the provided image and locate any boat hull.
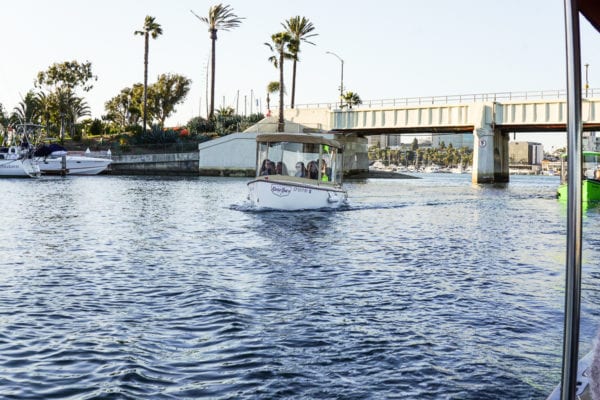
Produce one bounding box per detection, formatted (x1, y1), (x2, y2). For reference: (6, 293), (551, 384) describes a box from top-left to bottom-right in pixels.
(0, 158), (40, 178)
(557, 179), (600, 202)
(247, 178), (347, 210)
(37, 156), (111, 175)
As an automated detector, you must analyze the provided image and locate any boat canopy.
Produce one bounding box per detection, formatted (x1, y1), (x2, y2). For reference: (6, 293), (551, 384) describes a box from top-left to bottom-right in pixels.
(256, 133), (342, 149)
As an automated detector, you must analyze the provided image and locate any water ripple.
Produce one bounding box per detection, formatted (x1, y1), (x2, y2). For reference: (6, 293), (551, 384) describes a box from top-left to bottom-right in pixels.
(0, 175), (596, 398)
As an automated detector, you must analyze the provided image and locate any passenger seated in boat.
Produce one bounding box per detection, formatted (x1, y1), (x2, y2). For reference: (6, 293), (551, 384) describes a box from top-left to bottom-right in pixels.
(276, 161), (287, 175)
(260, 159), (275, 175)
(307, 161), (319, 179)
(320, 159), (330, 182)
(294, 162), (307, 177)
(595, 169), (600, 180)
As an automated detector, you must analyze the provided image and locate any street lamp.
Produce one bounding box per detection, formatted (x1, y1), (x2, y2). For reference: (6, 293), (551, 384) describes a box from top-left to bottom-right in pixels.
(326, 51), (344, 108)
(585, 63), (590, 97)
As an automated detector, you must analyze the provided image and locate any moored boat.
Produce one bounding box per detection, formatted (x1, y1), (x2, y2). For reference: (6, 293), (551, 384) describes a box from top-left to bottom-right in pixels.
(556, 151), (600, 203)
(247, 133), (347, 210)
(0, 124), (40, 178)
(34, 144), (112, 175)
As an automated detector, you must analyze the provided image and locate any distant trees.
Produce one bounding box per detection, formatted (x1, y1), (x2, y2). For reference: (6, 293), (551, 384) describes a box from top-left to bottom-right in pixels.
(369, 144), (473, 169)
(135, 15), (163, 134)
(149, 74), (192, 128)
(104, 73), (191, 130)
(26, 60), (97, 141)
(192, 4), (244, 120)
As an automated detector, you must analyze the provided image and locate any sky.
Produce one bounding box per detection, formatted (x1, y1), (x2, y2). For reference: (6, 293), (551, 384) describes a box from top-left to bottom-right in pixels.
(1, 0), (599, 150)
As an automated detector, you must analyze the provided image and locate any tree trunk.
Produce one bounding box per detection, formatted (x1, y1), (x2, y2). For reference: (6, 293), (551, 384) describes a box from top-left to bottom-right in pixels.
(209, 29), (217, 120)
(291, 59), (297, 109)
(143, 32), (149, 134)
(278, 48), (285, 132)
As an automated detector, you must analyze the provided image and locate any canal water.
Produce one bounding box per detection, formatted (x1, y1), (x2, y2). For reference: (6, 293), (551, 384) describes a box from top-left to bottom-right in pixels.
(1, 174), (599, 399)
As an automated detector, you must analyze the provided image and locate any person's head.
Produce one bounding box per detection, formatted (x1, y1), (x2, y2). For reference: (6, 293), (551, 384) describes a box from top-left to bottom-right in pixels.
(295, 161), (304, 171)
(276, 162), (283, 174)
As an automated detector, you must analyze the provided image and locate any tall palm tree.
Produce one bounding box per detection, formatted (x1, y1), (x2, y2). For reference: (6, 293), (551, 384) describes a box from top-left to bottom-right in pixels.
(265, 32), (297, 132)
(191, 4), (244, 120)
(282, 16), (317, 109)
(134, 15), (162, 134)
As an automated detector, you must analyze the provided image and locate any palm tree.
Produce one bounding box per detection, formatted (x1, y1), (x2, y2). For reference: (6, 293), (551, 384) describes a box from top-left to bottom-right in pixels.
(342, 91), (362, 109)
(265, 32), (298, 132)
(191, 4), (244, 120)
(134, 15), (162, 134)
(12, 91), (40, 124)
(266, 81), (280, 116)
(282, 16), (317, 109)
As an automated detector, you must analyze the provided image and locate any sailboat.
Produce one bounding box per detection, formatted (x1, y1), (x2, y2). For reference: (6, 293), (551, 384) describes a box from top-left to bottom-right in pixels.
(0, 124), (40, 178)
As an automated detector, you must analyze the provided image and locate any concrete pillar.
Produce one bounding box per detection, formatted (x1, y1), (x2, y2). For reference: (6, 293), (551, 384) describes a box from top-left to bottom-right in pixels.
(472, 126), (495, 183)
(471, 102), (509, 184)
(494, 130), (510, 182)
(471, 127), (510, 183)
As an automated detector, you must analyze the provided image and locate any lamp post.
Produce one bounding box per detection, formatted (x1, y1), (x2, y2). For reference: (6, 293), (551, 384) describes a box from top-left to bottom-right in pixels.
(326, 51), (344, 108)
(585, 63), (590, 97)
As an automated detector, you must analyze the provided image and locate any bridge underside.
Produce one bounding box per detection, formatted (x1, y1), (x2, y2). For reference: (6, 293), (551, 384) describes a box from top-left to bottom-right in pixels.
(333, 122), (600, 136)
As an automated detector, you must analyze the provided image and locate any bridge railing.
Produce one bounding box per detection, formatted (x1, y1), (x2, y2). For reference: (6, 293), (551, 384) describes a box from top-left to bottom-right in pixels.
(291, 88), (600, 110)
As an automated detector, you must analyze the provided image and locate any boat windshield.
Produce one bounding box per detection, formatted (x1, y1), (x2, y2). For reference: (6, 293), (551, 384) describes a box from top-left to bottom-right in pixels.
(560, 152), (600, 183)
(256, 141), (342, 183)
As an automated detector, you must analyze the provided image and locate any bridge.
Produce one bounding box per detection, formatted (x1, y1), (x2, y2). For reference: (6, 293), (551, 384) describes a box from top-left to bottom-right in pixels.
(284, 89), (600, 183)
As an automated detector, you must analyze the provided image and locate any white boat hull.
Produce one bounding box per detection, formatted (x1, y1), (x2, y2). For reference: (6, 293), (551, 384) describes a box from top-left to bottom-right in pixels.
(0, 158), (40, 178)
(37, 156), (111, 175)
(247, 178), (347, 210)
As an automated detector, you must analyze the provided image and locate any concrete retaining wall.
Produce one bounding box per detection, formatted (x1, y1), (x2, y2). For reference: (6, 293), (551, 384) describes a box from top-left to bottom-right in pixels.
(110, 152), (199, 175)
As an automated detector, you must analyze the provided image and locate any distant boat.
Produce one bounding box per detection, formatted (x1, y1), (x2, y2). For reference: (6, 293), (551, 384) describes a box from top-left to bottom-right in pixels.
(556, 151), (600, 203)
(247, 133), (347, 210)
(424, 164), (441, 173)
(34, 144), (112, 175)
(450, 165), (464, 174)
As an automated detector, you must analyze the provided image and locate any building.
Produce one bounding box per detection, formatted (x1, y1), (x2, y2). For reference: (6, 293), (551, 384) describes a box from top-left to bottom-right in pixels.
(509, 141), (543, 165)
(431, 133), (474, 149)
(509, 141), (544, 174)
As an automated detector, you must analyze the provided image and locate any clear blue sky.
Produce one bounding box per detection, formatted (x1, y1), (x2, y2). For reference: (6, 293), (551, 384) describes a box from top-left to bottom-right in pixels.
(1, 0), (599, 149)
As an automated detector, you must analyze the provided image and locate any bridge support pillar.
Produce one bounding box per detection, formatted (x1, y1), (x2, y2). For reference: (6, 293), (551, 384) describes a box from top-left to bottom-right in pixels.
(472, 126), (509, 184)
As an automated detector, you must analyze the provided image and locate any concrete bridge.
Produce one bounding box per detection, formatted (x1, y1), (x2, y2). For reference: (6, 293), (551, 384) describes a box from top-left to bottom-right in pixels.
(284, 90), (600, 183)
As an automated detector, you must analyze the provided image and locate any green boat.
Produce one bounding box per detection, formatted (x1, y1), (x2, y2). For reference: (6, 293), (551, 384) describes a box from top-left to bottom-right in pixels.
(557, 151), (600, 202)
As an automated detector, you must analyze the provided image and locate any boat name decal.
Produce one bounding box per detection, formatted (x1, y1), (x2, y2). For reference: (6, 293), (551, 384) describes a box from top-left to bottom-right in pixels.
(271, 184), (292, 197)
(293, 186), (311, 194)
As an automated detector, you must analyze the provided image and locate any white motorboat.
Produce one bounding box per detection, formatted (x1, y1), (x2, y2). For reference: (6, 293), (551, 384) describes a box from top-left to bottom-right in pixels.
(247, 133), (347, 210)
(35, 144), (111, 175)
(0, 124), (41, 178)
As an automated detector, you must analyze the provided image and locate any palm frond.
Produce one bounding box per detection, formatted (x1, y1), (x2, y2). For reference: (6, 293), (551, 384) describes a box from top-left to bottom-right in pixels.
(193, 4), (244, 31)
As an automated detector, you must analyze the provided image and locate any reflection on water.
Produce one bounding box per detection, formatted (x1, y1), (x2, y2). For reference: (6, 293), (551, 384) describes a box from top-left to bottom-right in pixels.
(0, 174), (598, 399)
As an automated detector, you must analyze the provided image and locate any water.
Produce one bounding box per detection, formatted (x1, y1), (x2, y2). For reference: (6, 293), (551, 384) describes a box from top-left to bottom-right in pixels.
(0, 173), (599, 399)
